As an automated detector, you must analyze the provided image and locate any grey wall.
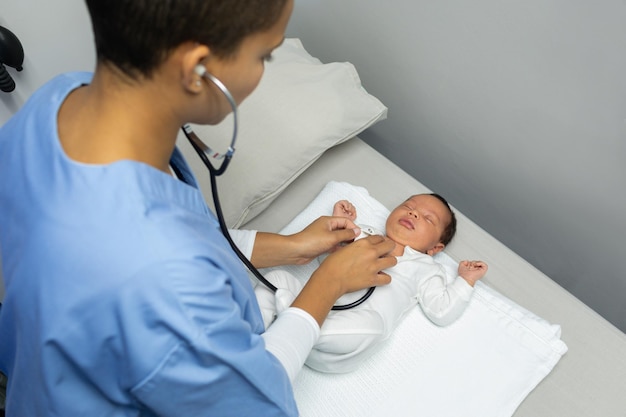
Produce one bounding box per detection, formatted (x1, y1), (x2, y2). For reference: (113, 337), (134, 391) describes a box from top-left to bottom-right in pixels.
(287, 0), (626, 332)
(1, 1), (624, 333)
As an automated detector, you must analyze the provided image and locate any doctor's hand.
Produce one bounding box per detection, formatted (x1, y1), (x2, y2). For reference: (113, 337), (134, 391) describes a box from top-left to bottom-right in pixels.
(292, 234), (397, 326)
(287, 215), (362, 265)
(249, 216), (361, 269)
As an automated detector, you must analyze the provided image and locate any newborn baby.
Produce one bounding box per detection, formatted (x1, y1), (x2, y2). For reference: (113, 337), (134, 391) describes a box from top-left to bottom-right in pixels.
(256, 193), (488, 373)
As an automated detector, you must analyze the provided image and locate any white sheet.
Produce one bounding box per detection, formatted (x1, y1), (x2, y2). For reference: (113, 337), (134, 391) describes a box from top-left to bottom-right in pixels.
(263, 181), (567, 417)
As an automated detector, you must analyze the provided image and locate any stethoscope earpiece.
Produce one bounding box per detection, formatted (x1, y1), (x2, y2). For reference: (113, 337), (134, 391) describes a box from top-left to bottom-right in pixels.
(183, 68), (238, 177)
(194, 64), (207, 77)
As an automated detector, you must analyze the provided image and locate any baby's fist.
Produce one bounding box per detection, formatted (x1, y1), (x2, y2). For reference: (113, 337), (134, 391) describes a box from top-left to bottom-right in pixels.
(458, 260), (488, 286)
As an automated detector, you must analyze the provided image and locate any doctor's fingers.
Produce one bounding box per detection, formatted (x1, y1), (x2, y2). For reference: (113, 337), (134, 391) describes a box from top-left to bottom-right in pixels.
(325, 216), (359, 235)
(357, 236), (396, 279)
(316, 216), (362, 248)
(319, 242), (394, 294)
(301, 216), (360, 243)
(340, 235), (397, 271)
(338, 257), (394, 294)
(355, 234), (397, 257)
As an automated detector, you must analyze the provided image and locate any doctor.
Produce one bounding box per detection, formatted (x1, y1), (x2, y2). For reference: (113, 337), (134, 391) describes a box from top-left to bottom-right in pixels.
(0, 0), (396, 416)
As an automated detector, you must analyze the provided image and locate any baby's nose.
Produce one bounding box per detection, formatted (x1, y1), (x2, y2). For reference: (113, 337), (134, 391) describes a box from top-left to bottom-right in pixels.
(408, 210), (420, 219)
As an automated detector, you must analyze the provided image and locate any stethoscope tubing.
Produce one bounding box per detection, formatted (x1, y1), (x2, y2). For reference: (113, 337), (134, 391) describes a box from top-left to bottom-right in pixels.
(181, 70), (375, 311)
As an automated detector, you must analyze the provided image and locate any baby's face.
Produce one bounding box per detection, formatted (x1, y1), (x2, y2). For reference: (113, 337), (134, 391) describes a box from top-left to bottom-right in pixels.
(385, 194), (450, 255)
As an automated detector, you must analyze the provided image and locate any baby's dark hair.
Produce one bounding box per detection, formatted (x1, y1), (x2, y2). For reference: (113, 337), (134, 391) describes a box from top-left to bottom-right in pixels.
(429, 193), (457, 245)
(84, 0), (288, 79)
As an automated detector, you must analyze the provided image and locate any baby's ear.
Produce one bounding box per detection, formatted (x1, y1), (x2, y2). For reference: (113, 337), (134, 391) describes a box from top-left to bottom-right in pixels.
(426, 243), (445, 256)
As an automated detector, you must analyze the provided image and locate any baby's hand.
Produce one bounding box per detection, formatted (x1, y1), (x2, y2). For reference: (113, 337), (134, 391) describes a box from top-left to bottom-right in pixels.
(458, 260), (488, 287)
(332, 200), (357, 221)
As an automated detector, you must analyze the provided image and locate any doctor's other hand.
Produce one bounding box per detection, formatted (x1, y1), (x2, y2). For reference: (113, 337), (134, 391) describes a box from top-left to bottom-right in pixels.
(292, 234), (396, 325)
(320, 234), (396, 294)
(289, 216), (362, 265)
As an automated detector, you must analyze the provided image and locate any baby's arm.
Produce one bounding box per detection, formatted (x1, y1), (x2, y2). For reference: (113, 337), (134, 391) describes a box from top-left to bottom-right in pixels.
(416, 259), (482, 327)
(458, 260), (488, 286)
(332, 200), (357, 221)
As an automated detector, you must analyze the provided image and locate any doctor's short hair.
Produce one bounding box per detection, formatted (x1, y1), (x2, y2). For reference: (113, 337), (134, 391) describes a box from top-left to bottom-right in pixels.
(84, 0), (288, 79)
(429, 193), (457, 246)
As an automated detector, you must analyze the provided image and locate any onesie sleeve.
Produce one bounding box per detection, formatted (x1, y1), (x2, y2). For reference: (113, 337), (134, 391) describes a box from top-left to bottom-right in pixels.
(417, 263), (474, 327)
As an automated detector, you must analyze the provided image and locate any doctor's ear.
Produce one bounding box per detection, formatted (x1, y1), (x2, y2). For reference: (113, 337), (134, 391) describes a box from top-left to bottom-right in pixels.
(179, 43), (210, 92)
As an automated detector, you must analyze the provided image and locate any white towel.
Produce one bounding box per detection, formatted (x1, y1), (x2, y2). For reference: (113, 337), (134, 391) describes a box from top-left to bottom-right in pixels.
(264, 181), (567, 417)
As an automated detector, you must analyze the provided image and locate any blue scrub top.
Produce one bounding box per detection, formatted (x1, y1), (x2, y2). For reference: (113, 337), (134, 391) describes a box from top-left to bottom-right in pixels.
(0, 72), (297, 416)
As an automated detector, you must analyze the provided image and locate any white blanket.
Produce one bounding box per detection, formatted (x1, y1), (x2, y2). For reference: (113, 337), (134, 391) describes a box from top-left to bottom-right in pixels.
(265, 181), (567, 417)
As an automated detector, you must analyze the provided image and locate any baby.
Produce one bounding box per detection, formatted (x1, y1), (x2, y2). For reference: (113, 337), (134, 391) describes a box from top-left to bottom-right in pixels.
(255, 193), (488, 373)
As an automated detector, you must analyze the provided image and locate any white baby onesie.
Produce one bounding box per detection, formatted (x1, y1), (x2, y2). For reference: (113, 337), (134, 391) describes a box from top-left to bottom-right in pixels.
(255, 228), (474, 373)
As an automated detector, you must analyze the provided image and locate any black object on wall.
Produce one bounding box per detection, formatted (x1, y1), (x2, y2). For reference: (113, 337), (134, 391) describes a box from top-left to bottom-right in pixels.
(0, 25), (25, 93)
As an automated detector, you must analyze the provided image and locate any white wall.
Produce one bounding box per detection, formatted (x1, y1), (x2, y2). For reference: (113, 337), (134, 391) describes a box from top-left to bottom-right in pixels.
(286, 0), (626, 332)
(0, 0), (95, 301)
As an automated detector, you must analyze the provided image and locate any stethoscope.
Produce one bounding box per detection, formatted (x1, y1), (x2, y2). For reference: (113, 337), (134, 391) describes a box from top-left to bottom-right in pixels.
(181, 65), (374, 310)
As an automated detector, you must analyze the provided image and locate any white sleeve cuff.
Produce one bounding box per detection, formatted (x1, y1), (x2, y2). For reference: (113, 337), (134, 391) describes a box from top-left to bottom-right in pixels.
(227, 229), (257, 259)
(452, 276), (475, 300)
(262, 307), (320, 382)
